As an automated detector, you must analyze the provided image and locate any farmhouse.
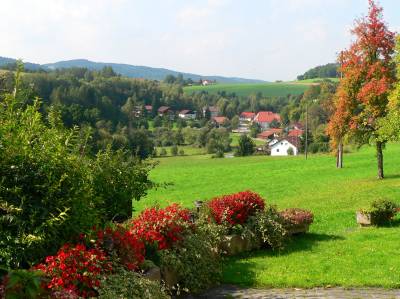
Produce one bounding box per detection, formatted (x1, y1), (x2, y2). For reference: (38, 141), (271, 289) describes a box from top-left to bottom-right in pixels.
(254, 111), (281, 129)
(144, 105), (153, 113)
(212, 116), (228, 127)
(203, 106), (220, 118)
(158, 106), (174, 119)
(288, 129), (304, 137)
(257, 128), (283, 140)
(240, 111), (255, 122)
(178, 109), (196, 120)
(270, 138), (298, 156)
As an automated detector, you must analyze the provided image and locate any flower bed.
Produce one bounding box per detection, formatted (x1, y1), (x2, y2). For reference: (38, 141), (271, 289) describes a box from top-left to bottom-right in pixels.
(96, 225), (145, 270)
(34, 244), (112, 298)
(130, 204), (193, 250)
(280, 208), (314, 234)
(208, 190), (265, 226)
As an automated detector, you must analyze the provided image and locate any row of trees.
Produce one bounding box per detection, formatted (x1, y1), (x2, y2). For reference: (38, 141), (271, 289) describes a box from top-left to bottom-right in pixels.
(328, 0), (399, 179)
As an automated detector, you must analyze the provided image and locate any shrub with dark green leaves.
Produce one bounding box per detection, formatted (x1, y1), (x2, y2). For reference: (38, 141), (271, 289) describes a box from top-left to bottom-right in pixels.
(96, 268), (169, 299)
(245, 206), (287, 250)
(157, 214), (224, 294)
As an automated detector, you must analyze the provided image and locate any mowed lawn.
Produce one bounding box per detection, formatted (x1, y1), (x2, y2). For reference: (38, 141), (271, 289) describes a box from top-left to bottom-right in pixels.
(183, 82), (311, 97)
(136, 144), (400, 288)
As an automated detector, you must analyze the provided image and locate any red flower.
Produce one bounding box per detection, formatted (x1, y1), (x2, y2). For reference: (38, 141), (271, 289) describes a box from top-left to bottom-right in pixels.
(130, 204), (193, 250)
(208, 191), (265, 226)
(34, 243), (112, 298)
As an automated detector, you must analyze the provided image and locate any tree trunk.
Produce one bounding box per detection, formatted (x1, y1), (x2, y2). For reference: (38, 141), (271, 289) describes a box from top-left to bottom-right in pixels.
(376, 141), (384, 179)
(336, 141), (343, 169)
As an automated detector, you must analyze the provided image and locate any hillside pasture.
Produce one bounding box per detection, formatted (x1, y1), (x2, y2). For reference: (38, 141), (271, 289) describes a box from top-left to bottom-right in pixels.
(137, 144), (400, 288)
(183, 82), (312, 97)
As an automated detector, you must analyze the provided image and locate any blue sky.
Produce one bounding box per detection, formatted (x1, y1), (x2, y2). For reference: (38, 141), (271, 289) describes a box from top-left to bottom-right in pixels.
(1, 0), (399, 81)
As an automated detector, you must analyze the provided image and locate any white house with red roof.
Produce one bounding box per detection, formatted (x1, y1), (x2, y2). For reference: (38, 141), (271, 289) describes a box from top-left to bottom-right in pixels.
(288, 129), (304, 137)
(270, 138), (298, 156)
(254, 111), (281, 129)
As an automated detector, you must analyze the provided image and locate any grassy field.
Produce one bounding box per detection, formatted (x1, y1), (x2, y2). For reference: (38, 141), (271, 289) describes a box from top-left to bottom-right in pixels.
(137, 144), (400, 288)
(183, 82), (312, 97)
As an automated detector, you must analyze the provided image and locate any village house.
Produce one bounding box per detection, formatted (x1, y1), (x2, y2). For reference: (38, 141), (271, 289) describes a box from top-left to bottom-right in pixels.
(254, 111), (281, 130)
(270, 137), (299, 156)
(178, 109), (196, 120)
(158, 106), (174, 119)
(240, 112), (256, 122)
(257, 128), (283, 140)
(144, 105), (153, 114)
(212, 116), (228, 127)
(288, 129), (304, 137)
(203, 106), (220, 118)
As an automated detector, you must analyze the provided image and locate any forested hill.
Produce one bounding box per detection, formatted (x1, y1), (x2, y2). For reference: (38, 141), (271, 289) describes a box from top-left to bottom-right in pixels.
(0, 56), (264, 83)
(297, 63), (339, 80)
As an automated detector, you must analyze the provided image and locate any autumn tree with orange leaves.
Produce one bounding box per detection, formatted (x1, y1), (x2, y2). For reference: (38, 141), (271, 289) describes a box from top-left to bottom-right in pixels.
(327, 0), (396, 179)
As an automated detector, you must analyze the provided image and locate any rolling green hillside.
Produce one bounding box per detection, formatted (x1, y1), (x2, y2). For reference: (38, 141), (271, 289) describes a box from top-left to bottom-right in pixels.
(183, 82), (314, 97)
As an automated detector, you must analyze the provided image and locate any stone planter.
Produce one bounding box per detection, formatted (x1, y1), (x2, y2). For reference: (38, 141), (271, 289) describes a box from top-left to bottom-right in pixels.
(356, 211), (372, 226)
(286, 224), (310, 235)
(161, 266), (179, 288)
(219, 234), (254, 256)
(143, 266), (161, 282)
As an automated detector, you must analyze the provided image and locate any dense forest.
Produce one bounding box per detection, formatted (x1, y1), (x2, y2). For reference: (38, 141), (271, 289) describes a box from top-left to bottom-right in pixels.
(297, 63), (339, 80)
(0, 64), (337, 157)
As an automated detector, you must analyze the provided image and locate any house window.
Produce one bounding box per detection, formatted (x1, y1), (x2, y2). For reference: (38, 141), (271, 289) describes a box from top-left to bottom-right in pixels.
(277, 149), (279, 152)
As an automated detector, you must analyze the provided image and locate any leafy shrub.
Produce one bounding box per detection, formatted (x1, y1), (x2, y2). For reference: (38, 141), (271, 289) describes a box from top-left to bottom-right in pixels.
(179, 149), (185, 156)
(130, 204), (193, 250)
(287, 147), (294, 155)
(170, 145), (178, 156)
(95, 225), (145, 271)
(92, 148), (154, 222)
(96, 268), (169, 299)
(235, 134), (255, 156)
(246, 206), (287, 250)
(160, 148), (167, 156)
(208, 191), (265, 226)
(361, 199), (398, 225)
(0, 94), (99, 268)
(158, 216), (223, 294)
(2, 269), (44, 299)
(34, 244), (112, 298)
(280, 208), (314, 229)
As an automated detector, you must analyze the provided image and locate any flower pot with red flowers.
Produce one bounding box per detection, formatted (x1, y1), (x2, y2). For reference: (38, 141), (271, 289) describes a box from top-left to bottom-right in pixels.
(280, 208), (314, 235)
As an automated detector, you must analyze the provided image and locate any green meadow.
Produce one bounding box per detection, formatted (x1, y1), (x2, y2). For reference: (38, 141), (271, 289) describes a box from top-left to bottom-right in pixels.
(137, 144), (400, 288)
(183, 82), (312, 97)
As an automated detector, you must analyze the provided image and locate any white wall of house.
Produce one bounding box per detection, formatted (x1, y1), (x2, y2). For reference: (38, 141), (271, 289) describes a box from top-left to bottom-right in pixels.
(270, 140), (298, 156)
(178, 113), (196, 119)
(256, 121), (270, 130)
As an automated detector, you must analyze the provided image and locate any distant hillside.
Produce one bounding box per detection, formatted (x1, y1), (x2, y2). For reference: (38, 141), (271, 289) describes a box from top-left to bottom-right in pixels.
(44, 59), (264, 83)
(297, 63), (339, 80)
(183, 82), (312, 97)
(0, 56), (45, 71)
(0, 56), (264, 83)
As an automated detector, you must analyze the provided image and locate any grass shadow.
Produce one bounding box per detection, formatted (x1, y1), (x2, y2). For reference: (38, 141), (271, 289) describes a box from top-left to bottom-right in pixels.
(222, 232), (345, 287)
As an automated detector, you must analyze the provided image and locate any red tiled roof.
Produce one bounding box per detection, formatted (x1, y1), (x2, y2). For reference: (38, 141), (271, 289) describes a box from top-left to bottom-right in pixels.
(212, 116), (227, 124)
(257, 128), (283, 139)
(180, 109), (192, 114)
(288, 129), (304, 137)
(254, 111), (281, 123)
(240, 112), (255, 118)
(158, 106), (170, 113)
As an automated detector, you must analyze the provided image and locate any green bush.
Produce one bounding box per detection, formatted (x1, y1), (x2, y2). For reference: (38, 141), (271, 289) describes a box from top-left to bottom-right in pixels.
(157, 214), (224, 294)
(97, 268), (169, 299)
(361, 199), (398, 225)
(245, 206), (287, 250)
